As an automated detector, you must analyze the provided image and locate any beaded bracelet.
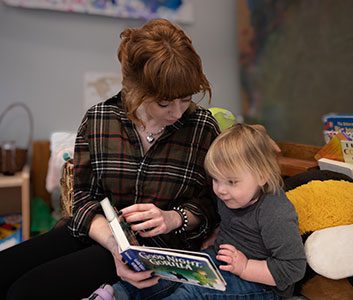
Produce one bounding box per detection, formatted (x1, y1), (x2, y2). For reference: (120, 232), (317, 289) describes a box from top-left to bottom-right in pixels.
(172, 206), (189, 234)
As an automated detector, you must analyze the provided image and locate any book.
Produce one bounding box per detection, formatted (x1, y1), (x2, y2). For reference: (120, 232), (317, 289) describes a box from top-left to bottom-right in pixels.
(341, 140), (353, 164)
(100, 198), (227, 291)
(322, 114), (353, 143)
(318, 158), (353, 179)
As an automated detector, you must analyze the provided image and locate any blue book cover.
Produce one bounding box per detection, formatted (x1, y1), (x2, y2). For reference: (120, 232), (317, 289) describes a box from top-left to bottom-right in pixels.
(323, 114), (353, 130)
(100, 198), (226, 291)
(122, 246), (226, 291)
(322, 114), (353, 142)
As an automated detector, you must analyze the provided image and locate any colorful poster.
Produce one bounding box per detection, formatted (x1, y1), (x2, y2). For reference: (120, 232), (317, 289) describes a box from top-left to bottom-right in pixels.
(3, 0), (193, 23)
(236, 0), (353, 145)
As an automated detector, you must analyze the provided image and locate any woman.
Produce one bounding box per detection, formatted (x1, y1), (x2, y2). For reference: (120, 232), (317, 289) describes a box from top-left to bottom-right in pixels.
(0, 19), (220, 300)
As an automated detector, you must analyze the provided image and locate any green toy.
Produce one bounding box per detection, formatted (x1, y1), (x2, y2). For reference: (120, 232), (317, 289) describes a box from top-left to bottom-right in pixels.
(209, 107), (239, 131)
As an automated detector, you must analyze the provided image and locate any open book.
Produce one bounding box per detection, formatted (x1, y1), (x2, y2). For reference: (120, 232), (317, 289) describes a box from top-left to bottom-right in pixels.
(100, 198), (226, 291)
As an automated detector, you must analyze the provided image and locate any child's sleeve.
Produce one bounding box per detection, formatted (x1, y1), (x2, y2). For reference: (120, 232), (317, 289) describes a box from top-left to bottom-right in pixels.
(260, 194), (306, 291)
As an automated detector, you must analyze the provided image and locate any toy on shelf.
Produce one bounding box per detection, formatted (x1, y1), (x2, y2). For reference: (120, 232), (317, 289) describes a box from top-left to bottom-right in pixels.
(0, 214), (22, 251)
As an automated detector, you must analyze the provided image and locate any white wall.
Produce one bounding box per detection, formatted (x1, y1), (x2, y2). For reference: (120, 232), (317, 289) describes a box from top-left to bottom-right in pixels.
(0, 0), (240, 144)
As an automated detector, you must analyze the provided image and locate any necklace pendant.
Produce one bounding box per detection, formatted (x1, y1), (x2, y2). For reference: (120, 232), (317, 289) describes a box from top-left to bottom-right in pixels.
(146, 133), (155, 143)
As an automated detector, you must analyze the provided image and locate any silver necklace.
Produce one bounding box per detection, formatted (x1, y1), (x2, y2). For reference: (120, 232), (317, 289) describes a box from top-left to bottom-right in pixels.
(143, 126), (165, 143)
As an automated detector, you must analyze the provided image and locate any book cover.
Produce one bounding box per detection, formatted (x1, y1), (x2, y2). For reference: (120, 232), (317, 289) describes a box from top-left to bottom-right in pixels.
(341, 140), (353, 164)
(322, 114), (353, 142)
(100, 198), (226, 291)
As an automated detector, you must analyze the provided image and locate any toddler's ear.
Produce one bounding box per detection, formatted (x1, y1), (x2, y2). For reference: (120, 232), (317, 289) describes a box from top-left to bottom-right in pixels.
(257, 175), (267, 187)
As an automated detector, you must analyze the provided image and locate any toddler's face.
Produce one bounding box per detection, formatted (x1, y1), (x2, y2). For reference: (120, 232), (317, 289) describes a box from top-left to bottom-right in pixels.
(212, 169), (262, 209)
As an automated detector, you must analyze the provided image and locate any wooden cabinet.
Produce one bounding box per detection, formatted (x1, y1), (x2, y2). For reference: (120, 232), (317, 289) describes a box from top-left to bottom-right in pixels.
(277, 142), (321, 177)
(0, 165), (30, 240)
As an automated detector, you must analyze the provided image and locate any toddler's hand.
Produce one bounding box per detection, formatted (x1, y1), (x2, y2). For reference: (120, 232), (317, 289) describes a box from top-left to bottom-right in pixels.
(216, 244), (248, 276)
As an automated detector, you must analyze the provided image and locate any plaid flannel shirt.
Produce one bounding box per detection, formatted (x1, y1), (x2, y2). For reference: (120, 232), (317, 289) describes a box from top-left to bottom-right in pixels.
(68, 92), (220, 250)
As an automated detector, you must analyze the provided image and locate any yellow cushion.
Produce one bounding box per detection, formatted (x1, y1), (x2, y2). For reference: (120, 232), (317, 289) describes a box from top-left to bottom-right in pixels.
(286, 180), (353, 234)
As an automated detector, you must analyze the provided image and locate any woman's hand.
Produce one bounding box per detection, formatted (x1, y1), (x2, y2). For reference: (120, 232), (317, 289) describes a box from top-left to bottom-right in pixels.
(111, 247), (160, 288)
(88, 214), (160, 288)
(120, 203), (182, 237)
(216, 244), (249, 276)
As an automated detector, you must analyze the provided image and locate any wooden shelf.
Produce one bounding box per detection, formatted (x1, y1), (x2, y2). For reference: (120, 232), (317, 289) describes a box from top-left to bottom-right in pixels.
(278, 156), (318, 177)
(277, 141), (321, 177)
(0, 165), (30, 240)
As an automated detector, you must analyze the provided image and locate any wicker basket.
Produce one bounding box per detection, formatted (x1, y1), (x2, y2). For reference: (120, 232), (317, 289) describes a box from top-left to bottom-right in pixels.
(60, 159), (74, 217)
(0, 103), (33, 174)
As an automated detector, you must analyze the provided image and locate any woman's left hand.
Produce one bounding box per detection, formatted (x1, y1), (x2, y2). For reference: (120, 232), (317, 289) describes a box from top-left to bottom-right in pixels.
(120, 203), (181, 237)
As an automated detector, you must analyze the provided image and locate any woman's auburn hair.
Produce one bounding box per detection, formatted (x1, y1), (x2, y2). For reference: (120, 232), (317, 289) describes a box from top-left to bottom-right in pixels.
(117, 18), (211, 123)
(204, 123), (283, 195)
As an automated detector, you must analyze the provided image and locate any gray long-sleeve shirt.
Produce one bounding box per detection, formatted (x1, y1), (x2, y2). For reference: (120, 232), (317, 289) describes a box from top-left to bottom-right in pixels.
(214, 191), (306, 297)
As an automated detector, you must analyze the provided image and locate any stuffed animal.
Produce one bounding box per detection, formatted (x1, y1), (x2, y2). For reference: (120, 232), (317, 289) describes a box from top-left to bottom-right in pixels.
(283, 169), (353, 299)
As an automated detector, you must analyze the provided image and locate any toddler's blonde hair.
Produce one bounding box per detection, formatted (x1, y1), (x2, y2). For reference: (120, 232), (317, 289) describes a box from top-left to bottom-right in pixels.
(204, 123), (283, 194)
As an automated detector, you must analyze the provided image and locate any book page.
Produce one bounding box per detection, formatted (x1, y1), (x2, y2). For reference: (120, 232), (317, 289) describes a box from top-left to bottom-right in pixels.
(118, 216), (139, 246)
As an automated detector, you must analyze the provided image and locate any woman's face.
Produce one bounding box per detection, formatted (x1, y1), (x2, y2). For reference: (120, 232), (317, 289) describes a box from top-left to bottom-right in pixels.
(145, 96), (192, 126)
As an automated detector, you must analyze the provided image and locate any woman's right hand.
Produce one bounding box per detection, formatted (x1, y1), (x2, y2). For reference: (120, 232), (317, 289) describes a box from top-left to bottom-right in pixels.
(111, 247), (160, 288)
(89, 214), (160, 288)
